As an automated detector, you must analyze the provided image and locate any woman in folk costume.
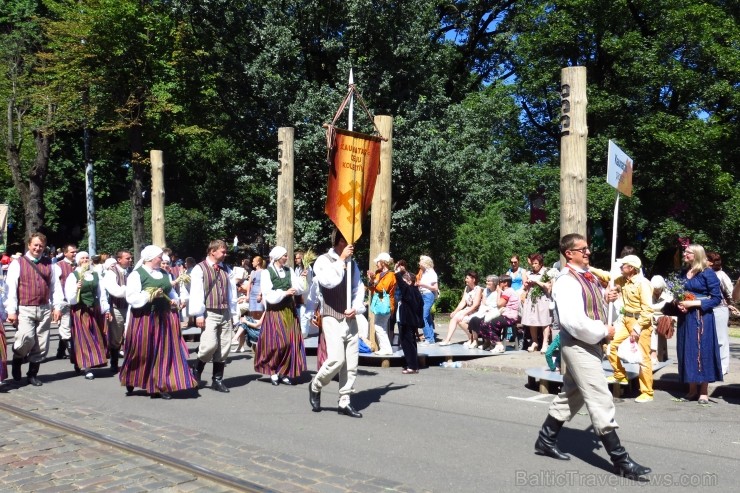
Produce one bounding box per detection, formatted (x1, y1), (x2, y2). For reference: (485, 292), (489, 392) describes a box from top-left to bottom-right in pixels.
(64, 251), (111, 380)
(119, 245), (197, 399)
(0, 277), (8, 382)
(253, 246), (307, 386)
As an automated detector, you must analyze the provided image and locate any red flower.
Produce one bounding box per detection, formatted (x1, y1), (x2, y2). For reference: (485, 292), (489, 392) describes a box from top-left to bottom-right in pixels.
(582, 271), (595, 283)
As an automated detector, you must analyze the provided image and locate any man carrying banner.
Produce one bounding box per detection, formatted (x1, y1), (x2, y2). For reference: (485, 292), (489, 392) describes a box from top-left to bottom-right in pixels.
(309, 229), (365, 418)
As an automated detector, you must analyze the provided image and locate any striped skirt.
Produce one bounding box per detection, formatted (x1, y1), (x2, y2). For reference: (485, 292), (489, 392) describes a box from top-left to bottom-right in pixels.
(254, 307), (307, 379)
(119, 309), (197, 394)
(70, 304), (108, 369)
(0, 326), (7, 381)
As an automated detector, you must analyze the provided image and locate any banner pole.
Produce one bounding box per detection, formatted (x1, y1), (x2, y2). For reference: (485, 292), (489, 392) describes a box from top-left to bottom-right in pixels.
(347, 69), (355, 308)
(607, 192), (620, 325)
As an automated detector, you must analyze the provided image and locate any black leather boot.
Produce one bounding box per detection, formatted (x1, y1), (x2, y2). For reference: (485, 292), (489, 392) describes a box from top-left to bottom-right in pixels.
(56, 339), (69, 359)
(11, 356), (23, 382)
(600, 431), (651, 479)
(27, 362), (43, 387)
(192, 359), (206, 388)
(534, 415), (570, 460)
(211, 362), (229, 393)
(109, 349), (119, 374)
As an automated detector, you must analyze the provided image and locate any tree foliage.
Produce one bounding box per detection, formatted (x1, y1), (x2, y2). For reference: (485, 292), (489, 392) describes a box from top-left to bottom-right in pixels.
(1, 0), (737, 284)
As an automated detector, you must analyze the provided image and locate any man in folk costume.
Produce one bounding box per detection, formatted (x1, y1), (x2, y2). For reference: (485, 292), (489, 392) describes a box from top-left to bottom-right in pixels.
(534, 233), (651, 480)
(102, 250), (133, 373)
(4, 233), (62, 386)
(53, 243), (78, 359)
(189, 239), (237, 393)
(309, 229), (365, 418)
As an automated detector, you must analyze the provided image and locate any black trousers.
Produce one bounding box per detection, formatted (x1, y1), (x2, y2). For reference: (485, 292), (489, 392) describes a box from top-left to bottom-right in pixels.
(398, 323), (419, 370)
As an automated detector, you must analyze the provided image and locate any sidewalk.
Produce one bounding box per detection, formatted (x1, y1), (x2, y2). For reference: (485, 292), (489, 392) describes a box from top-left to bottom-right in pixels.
(440, 326), (740, 398)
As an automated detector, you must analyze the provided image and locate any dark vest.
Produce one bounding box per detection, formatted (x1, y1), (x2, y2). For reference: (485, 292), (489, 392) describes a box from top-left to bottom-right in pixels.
(198, 261), (229, 310)
(319, 254), (355, 321)
(18, 256), (52, 306)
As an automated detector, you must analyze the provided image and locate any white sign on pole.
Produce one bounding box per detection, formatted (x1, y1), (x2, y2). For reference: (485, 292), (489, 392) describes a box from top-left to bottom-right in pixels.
(606, 140), (633, 197)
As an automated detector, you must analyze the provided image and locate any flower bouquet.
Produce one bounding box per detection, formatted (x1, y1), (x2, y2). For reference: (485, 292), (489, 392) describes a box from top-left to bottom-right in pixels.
(529, 268), (558, 303)
(301, 249), (317, 289)
(665, 272), (696, 302)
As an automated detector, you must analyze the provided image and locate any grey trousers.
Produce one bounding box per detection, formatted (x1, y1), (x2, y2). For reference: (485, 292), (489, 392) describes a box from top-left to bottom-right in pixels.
(548, 331), (619, 435)
(312, 315), (359, 406)
(197, 308), (233, 363)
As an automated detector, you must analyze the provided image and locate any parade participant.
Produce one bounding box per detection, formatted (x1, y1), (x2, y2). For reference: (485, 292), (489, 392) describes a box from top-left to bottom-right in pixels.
(253, 246), (307, 385)
(188, 239), (238, 393)
(534, 234), (651, 480)
(606, 255), (654, 403)
(120, 245), (197, 399)
(5, 233), (62, 386)
(293, 250), (311, 336)
(309, 229), (365, 418)
(64, 251), (111, 380)
(0, 276), (8, 382)
(53, 244), (77, 359)
(102, 250), (132, 373)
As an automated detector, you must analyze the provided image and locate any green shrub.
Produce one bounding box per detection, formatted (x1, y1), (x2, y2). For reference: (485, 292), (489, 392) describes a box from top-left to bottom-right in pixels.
(434, 287), (460, 313)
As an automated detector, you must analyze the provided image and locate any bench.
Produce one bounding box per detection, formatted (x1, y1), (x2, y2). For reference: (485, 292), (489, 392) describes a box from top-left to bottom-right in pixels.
(527, 359), (673, 397)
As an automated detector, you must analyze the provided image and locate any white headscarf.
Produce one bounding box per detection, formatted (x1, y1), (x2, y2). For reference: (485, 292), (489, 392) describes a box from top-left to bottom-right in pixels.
(141, 245), (164, 262)
(269, 246), (287, 263)
(103, 258), (117, 270)
(161, 253), (171, 263)
(75, 251), (90, 265)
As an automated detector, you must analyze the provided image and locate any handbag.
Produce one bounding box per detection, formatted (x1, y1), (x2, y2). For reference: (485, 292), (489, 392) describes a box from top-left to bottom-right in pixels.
(656, 316), (675, 339)
(617, 339), (643, 365)
(371, 290), (391, 315)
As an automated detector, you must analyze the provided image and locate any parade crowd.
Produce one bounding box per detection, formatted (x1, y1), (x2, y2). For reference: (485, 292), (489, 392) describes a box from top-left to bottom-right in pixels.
(1, 231), (739, 479)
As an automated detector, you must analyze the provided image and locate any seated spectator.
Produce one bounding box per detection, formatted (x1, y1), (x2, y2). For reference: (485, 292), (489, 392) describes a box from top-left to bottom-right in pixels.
(478, 275), (520, 354)
(438, 270), (482, 346)
(233, 312), (265, 353)
(462, 275), (500, 349)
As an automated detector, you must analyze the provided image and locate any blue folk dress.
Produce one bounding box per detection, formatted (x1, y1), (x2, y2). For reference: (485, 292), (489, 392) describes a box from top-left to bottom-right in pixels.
(676, 269), (723, 384)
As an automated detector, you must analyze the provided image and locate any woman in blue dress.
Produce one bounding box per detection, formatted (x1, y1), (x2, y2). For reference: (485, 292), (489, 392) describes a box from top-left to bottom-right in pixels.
(673, 244), (722, 404)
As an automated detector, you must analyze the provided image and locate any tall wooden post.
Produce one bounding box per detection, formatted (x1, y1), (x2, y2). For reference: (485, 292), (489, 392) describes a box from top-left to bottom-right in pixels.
(150, 150), (165, 248)
(560, 67), (588, 247)
(367, 115), (393, 353)
(276, 127), (295, 264)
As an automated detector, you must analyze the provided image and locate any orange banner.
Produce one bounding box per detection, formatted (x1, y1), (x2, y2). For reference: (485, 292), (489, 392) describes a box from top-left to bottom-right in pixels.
(325, 129), (381, 244)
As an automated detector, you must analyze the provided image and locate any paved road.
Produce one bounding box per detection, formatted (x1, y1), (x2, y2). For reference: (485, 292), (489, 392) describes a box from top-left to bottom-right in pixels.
(2, 334), (739, 492)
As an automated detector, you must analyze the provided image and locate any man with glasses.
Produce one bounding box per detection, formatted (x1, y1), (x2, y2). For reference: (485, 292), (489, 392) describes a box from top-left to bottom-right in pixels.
(534, 234), (651, 480)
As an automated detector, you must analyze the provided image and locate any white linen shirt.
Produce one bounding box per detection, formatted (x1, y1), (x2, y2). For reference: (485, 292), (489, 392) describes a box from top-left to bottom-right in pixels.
(64, 269), (110, 313)
(126, 266), (178, 309)
(4, 254), (62, 314)
(312, 249), (366, 315)
(260, 263), (305, 305)
(552, 264), (610, 345)
(187, 260), (237, 322)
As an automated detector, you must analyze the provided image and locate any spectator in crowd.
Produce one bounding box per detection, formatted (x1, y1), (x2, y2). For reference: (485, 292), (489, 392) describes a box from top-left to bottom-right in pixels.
(367, 252), (396, 355)
(669, 244), (722, 404)
(649, 275), (673, 364)
(438, 270), (482, 346)
(606, 255), (654, 403)
(479, 275), (520, 354)
(416, 255), (438, 346)
(521, 253), (553, 353)
(462, 275), (500, 349)
(706, 252), (738, 375)
(394, 264), (424, 373)
(507, 255), (526, 293)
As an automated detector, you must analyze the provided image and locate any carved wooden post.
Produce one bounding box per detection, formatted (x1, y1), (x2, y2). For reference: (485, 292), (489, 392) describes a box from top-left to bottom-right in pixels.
(150, 150), (165, 248)
(367, 115), (393, 352)
(277, 127), (295, 263)
(560, 67), (588, 257)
